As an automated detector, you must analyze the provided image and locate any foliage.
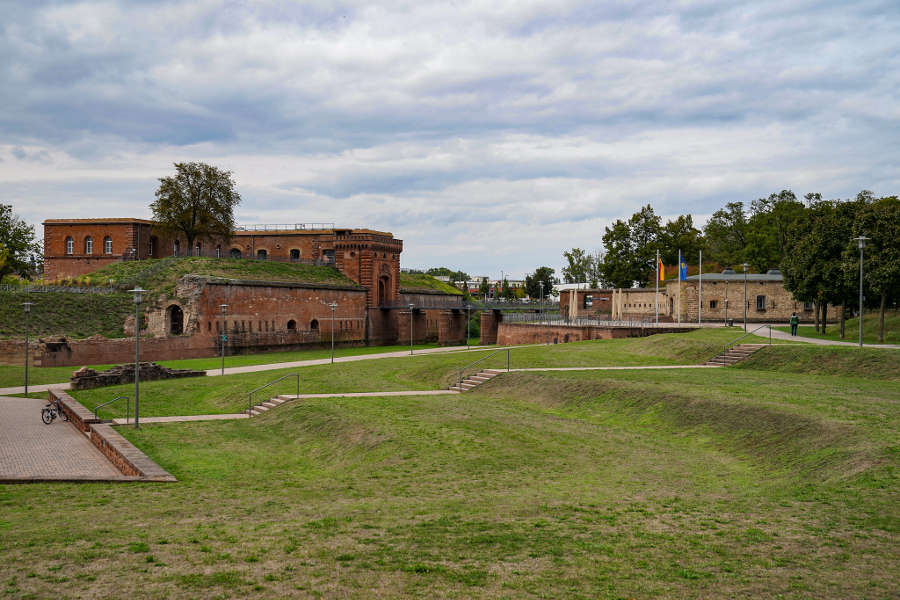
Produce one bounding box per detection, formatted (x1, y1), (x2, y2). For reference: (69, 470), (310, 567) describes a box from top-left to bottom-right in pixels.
(478, 277), (490, 298)
(744, 190), (807, 272)
(0, 204), (40, 280)
(151, 162), (242, 254)
(524, 266), (556, 298)
(425, 267), (470, 281)
(659, 214), (703, 266)
(702, 201), (748, 269)
(561, 247), (601, 286)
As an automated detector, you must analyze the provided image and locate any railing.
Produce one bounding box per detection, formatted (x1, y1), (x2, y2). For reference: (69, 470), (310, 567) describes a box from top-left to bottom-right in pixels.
(715, 324), (772, 365)
(500, 312), (701, 328)
(247, 373), (300, 416)
(236, 223), (335, 231)
(457, 348), (510, 391)
(0, 284), (119, 294)
(93, 395), (131, 422)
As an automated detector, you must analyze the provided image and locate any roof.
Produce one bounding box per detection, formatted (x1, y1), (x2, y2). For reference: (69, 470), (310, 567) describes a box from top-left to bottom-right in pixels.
(685, 270), (783, 282)
(44, 218), (153, 225)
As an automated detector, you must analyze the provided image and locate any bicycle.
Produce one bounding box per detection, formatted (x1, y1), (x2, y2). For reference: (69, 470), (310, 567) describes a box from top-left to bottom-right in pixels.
(41, 399), (69, 425)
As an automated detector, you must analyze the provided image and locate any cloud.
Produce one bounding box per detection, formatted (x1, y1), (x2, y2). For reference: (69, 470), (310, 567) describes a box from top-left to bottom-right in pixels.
(1, 0), (898, 276)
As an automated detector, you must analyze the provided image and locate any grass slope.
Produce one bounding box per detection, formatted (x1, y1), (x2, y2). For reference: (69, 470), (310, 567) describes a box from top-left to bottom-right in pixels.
(0, 291), (133, 339)
(87, 257), (360, 295)
(737, 344), (900, 381)
(1, 366), (896, 598)
(398, 272), (462, 295)
(773, 309), (899, 344)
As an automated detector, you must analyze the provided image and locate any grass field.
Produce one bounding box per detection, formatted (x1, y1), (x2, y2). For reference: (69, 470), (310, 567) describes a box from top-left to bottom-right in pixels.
(0, 291), (134, 339)
(1, 341), (897, 598)
(773, 309), (899, 345)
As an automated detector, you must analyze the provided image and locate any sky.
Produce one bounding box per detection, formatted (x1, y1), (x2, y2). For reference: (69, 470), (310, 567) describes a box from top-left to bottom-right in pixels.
(2, 0), (898, 279)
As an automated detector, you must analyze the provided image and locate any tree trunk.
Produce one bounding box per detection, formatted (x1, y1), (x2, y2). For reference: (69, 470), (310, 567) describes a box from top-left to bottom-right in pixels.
(879, 292), (886, 343)
(814, 302), (820, 332)
(839, 304), (845, 339)
(822, 303), (827, 335)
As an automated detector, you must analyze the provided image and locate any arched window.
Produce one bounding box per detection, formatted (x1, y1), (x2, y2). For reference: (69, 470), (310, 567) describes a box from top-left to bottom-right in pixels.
(173, 240), (180, 257)
(230, 248), (241, 258)
(148, 237), (157, 257)
(310, 319), (319, 331)
(290, 249), (300, 261)
(65, 237), (74, 255)
(84, 237), (93, 255)
(195, 242), (202, 256)
(216, 245), (221, 258)
(287, 319), (296, 330)
(103, 236), (113, 254)
(257, 249), (267, 260)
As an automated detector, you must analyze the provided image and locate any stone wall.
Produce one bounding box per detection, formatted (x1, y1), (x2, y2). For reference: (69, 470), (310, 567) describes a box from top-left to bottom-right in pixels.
(559, 289), (614, 320)
(665, 280), (828, 323)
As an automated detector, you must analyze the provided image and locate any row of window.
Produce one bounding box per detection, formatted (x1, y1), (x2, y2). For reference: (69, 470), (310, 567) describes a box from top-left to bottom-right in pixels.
(204, 318), (362, 334)
(65, 236), (113, 255)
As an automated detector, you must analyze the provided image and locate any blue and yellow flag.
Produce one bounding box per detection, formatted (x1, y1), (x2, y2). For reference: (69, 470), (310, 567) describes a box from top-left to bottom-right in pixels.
(679, 260), (688, 281)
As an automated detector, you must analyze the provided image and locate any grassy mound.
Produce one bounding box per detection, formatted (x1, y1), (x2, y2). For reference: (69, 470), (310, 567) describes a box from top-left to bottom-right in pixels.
(737, 345), (900, 381)
(86, 257), (360, 295)
(0, 290), (133, 339)
(773, 309), (899, 344)
(399, 272), (462, 295)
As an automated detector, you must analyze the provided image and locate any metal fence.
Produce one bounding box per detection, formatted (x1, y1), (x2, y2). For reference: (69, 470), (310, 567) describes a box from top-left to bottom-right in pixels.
(0, 284), (120, 294)
(501, 312), (701, 328)
(235, 223), (335, 231)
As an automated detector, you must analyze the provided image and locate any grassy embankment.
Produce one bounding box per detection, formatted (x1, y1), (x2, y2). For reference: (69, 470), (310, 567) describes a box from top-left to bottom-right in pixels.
(60, 328), (774, 418)
(0, 291), (134, 339)
(1, 339), (897, 598)
(773, 308), (899, 345)
(398, 272), (462, 295)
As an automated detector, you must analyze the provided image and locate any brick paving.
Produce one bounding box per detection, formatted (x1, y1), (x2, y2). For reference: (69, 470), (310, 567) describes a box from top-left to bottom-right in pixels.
(0, 396), (126, 481)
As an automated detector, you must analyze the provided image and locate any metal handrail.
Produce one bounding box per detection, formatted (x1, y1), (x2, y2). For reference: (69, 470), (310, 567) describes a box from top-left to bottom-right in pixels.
(716, 324), (772, 365)
(93, 395), (131, 422)
(248, 373), (299, 416)
(457, 348), (510, 390)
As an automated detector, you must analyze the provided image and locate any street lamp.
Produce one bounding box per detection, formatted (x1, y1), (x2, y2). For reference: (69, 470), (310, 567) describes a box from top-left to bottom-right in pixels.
(220, 304), (228, 375)
(408, 303), (415, 355)
(22, 302), (33, 396)
(329, 301), (338, 363)
(466, 304), (471, 349)
(129, 288), (146, 428)
(853, 236), (869, 347)
(742, 263), (749, 332)
(539, 281), (544, 320)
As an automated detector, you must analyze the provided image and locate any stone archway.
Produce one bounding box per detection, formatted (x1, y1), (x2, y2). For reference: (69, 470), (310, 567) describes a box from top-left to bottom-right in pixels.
(167, 305), (184, 335)
(378, 275), (391, 306)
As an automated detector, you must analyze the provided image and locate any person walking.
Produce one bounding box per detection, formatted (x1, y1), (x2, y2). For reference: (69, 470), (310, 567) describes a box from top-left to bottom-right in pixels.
(790, 312), (799, 336)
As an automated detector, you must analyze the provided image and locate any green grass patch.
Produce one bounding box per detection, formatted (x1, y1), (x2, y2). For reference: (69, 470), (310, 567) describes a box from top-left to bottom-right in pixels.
(1, 363), (896, 598)
(773, 309), (899, 344)
(0, 291), (133, 339)
(736, 344), (900, 381)
(398, 272), (462, 295)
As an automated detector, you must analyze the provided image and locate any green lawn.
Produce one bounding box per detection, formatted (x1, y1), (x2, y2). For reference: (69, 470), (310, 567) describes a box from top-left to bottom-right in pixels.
(0, 290), (134, 339)
(773, 309), (899, 345)
(1, 352), (896, 598)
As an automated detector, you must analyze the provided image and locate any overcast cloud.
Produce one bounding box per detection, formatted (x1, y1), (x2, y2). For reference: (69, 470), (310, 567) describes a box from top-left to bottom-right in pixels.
(1, 0), (898, 278)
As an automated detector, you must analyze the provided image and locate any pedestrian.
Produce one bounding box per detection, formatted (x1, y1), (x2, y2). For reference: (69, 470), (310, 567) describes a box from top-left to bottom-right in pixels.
(790, 312), (799, 336)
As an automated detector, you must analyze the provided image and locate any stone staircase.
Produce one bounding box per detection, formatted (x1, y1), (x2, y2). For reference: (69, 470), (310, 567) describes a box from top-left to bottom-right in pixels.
(248, 396), (294, 416)
(705, 344), (767, 366)
(448, 369), (502, 392)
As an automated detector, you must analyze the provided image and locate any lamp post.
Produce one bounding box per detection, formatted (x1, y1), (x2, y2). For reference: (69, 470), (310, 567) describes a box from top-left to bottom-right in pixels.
(129, 288), (146, 428)
(466, 304), (471, 349)
(853, 236), (869, 347)
(539, 281), (544, 321)
(329, 301), (338, 363)
(725, 279), (729, 326)
(220, 304), (228, 375)
(22, 302), (33, 396)
(742, 263), (749, 332)
(408, 304), (415, 355)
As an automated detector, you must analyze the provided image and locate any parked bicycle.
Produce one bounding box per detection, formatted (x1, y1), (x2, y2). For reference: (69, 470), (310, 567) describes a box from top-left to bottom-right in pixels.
(41, 399), (69, 425)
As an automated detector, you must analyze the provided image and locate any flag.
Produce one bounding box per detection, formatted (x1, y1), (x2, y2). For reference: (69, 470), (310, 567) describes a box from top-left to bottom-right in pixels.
(658, 256), (665, 281)
(679, 260), (688, 281)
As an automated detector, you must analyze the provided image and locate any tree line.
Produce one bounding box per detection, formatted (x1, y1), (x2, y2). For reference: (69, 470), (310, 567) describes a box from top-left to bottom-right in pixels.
(560, 190), (898, 341)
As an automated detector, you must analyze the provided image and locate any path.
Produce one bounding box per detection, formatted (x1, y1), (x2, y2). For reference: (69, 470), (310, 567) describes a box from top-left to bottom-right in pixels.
(764, 325), (900, 348)
(0, 396), (128, 481)
(0, 344), (494, 396)
(509, 365), (722, 372)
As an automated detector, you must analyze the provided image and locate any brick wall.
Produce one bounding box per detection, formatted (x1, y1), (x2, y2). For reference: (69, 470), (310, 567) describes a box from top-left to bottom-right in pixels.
(497, 322), (696, 345)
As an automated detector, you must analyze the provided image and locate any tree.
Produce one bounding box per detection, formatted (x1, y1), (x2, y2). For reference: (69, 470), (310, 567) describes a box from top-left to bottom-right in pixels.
(561, 248), (598, 285)
(848, 194), (900, 342)
(703, 201), (748, 268)
(599, 205), (661, 288)
(659, 215), (704, 266)
(745, 190), (806, 272)
(501, 278), (516, 301)
(0, 204), (40, 280)
(525, 267), (556, 299)
(478, 277), (490, 299)
(151, 162), (242, 256)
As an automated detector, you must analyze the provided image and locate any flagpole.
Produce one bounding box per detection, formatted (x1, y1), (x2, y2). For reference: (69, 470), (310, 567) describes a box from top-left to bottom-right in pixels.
(677, 249), (681, 325)
(698, 249), (702, 327)
(655, 249), (659, 325)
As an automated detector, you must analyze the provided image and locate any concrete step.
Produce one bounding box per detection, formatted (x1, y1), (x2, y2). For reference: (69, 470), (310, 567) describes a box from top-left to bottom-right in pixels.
(254, 405), (269, 412)
(261, 402), (277, 409)
(250, 409), (261, 416)
(269, 398), (286, 405)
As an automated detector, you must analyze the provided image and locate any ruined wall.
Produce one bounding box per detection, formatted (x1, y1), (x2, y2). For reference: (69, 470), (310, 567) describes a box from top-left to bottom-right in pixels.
(559, 289), (614, 319)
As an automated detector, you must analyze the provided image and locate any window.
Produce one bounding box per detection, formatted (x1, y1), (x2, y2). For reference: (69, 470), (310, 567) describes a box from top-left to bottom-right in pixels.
(148, 237), (155, 256)
(173, 240), (180, 257)
(803, 302), (814, 312)
(65, 237), (74, 254)
(103, 236), (112, 254)
(195, 242), (202, 256)
(583, 295), (593, 308)
(756, 295), (766, 311)
(216, 245), (221, 258)
(230, 248), (241, 258)
(290, 249), (300, 261)
(85, 237), (93, 255)
(257, 249), (267, 260)
(287, 320), (296, 330)
(709, 300), (718, 309)
(310, 319), (319, 330)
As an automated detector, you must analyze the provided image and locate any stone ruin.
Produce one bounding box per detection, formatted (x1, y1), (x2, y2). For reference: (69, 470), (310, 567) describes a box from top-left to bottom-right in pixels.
(70, 361), (206, 390)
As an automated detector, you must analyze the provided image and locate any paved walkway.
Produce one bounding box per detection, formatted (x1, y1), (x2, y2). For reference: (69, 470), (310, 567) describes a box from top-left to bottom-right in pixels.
(0, 396), (127, 481)
(509, 365), (722, 372)
(0, 344), (494, 396)
(764, 325), (900, 348)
